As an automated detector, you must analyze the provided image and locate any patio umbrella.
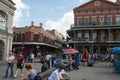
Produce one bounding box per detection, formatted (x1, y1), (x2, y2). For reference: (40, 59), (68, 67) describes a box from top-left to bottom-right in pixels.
(112, 47), (120, 54)
(82, 48), (89, 59)
(64, 48), (79, 54)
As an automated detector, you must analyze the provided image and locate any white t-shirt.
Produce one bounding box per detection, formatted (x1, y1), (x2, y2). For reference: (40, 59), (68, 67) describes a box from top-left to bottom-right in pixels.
(45, 55), (51, 60)
(48, 69), (60, 80)
(31, 53), (34, 59)
(6, 55), (15, 63)
(59, 69), (66, 79)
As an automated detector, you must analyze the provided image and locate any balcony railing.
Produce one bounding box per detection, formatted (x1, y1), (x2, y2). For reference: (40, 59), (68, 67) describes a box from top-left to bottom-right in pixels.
(74, 22), (120, 27)
(68, 37), (120, 43)
(13, 39), (59, 47)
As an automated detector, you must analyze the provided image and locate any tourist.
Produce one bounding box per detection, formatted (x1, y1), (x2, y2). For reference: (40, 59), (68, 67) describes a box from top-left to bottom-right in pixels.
(48, 64), (69, 80)
(14, 52), (25, 78)
(51, 54), (56, 67)
(45, 53), (51, 68)
(41, 60), (48, 72)
(30, 52), (34, 63)
(4, 52), (15, 78)
(22, 63), (37, 80)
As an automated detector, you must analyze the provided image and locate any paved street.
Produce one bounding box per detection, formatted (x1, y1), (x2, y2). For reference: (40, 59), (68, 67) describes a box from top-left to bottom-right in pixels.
(0, 60), (120, 80)
(0, 60), (42, 80)
(68, 62), (120, 80)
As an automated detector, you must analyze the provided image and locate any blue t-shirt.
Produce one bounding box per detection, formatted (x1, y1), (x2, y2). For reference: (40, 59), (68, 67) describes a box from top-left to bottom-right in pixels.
(28, 69), (37, 80)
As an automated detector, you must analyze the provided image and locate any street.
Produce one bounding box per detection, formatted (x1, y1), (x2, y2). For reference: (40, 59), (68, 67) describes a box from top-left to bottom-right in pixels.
(68, 62), (120, 80)
(0, 60), (120, 80)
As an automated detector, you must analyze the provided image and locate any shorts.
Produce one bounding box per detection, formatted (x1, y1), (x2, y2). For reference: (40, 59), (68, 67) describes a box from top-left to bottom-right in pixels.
(17, 63), (24, 69)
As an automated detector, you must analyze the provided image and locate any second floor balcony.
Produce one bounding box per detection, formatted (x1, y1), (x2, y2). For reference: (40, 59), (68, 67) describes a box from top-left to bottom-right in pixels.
(67, 37), (120, 43)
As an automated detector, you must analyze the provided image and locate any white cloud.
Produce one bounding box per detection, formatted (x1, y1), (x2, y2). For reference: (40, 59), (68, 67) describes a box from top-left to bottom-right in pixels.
(45, 11), (74, 37)
(109, 0), (116, 2)
(78, 0), (117, 2)
(12, 0), (30, 26)
(45, 0), (117, 37)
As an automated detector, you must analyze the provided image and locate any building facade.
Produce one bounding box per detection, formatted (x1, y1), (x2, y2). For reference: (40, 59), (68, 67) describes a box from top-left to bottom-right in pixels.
(13, 21), (64, 56)
(48, 29), (64, 48)
(0, 0), (16, 61)
(67, 0), (120, 54)
(48, 29), (65, 54)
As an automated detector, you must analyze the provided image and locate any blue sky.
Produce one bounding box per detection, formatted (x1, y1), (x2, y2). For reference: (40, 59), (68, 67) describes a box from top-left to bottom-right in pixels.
(12, 0), (116, 37)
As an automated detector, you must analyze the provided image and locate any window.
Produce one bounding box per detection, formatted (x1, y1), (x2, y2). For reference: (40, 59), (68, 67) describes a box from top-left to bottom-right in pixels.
(78, 32), (82, 39)
(92, 16), (96, 25)
(85, 10), (88, 14)
(77, 17), (82, 26)
(92, 10), (96, 14)
(84, 17), (89, 25)
(99, 10), (104, 13)
(100, 30), (105, 41)
(100, 16), (104, 25)
(107, 16), (112, 25)
(34, 34), (39, 41)
(108, 9), (112, 13)
(78, 10), (82, 14)
(93, 31), (96, 41)
(85, 31), (89, 41)
(116, 8), (120, 12)
(0, 11), (7, 29)
(94, 1), (100, 6)
(116, 15), (120, 25)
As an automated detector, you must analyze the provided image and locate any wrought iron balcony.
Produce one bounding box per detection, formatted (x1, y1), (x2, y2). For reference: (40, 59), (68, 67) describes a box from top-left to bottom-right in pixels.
(67, 37), (120, 43)
(72, 22), (120, 28)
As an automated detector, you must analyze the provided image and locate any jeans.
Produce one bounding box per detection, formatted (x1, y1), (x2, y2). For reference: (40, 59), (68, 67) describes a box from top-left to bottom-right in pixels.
(5, 63), (14, 77)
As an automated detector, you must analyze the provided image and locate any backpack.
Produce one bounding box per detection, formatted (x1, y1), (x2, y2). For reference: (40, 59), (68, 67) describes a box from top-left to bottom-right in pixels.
(34, 73), (42, 80)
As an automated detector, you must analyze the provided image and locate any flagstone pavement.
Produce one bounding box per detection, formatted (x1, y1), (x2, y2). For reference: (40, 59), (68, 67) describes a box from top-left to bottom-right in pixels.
(0, 59), (120, 80)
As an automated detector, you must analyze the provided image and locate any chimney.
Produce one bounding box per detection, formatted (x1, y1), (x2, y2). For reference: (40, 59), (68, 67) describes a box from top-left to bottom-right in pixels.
(31, 21), (34, 26)
(116, 0), (120, 5)
(40, 23), (43, 28)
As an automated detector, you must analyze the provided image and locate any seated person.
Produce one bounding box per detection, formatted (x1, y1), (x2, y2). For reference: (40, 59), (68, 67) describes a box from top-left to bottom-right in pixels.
(60, 69), (70, 80)
(48, 64), (70, 80)
(22, 64), (37, 80)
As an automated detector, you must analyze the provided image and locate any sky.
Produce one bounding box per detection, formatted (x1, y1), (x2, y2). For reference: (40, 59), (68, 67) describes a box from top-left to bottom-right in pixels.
(12, 0), (116, 37)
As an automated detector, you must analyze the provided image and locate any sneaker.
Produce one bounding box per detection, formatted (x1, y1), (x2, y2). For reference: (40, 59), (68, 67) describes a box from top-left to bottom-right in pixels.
(9, 74), (13, 77)
(13, 75), (16, 78)
(21, 74), (23, 77)
(3, 76), (8, 78)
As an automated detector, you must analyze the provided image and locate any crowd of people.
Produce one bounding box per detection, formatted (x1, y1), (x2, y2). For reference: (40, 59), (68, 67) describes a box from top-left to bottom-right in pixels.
(3, 51), (70, 80)
(3, 50), (117, 80)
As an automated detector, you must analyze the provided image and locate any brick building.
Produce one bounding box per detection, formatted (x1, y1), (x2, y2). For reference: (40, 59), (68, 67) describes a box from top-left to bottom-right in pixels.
(0, 0), (16, 61)
(13, 21), (63, 56)
(66, 0), (120, 54)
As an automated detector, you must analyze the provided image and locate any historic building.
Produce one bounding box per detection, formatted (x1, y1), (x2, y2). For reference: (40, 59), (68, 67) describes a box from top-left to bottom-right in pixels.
(13, 21), (64, 56)
(0, 0), (16, 61)
(48, 29), (65, 54)
(66, 0), (120, 54)
(48, 29), (65, 48)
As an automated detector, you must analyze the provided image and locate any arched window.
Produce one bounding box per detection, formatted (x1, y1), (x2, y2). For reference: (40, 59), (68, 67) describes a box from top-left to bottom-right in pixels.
(0, 11), (7, 29)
